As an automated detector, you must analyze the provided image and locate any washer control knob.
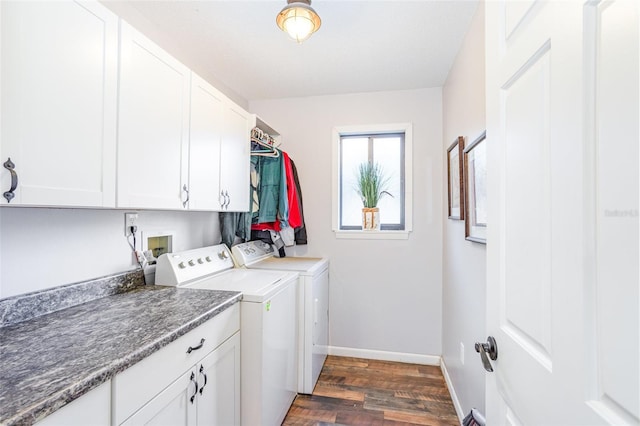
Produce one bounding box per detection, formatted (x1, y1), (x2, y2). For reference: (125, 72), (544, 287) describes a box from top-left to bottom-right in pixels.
(178, 262), (186, 269)
(205, 256), (212, 262)
(188, 260), (195, 266)
(197, 258), (204, 264)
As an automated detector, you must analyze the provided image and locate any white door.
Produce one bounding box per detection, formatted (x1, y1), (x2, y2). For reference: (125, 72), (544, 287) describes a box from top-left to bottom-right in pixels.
(485, 0), (639, 424)
(219, 102), (250, 212)
(189, 73), (224, 211)
(117, 22), (190, 209)
(0, 0), (118, 207)
(195, 333), (240, 426)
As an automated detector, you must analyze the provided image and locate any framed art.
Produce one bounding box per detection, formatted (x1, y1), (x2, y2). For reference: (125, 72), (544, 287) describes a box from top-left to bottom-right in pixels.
(447, 136), (465, 219)
(464, 131), (487, 243)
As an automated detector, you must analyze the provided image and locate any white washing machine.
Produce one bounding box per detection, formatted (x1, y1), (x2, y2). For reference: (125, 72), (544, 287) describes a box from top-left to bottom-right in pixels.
(232, 241), (329, 395)
(155, 244), (298, 426)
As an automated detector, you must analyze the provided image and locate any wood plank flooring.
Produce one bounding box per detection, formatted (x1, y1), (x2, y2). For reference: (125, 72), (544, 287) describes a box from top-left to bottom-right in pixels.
(282, 356), (459, 426)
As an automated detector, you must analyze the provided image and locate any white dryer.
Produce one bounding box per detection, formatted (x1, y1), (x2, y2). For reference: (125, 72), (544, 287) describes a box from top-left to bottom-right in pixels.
(155, 244), (298, 426)
(232, 241), (329, 395)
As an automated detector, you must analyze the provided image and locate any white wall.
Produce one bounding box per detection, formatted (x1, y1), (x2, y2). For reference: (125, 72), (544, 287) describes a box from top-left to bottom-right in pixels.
(0, 208), (220, 298)
(441, 1), (486, 417)
(250, 88), (443, 360)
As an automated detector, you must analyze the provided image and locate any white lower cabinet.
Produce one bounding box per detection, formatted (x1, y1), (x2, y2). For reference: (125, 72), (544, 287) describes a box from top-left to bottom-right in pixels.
(121, 333), (240, 426)
(35, 381), (110, 426)
(113, 304), (240, 426)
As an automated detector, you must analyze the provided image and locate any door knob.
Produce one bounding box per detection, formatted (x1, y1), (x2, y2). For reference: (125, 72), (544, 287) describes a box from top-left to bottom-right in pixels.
(475, 336), (498, 372)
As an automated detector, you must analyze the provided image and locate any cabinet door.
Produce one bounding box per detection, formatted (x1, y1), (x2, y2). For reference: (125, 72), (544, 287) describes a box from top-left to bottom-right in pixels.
(121, 370), (197, 426)
(36, 381), (110, 426)
(219, 102), (250, 212)
(188, 73), (223, 211)
(196, 332), (240, 426)
(117, 22), (190, 209)
(0, 0), (118, 207)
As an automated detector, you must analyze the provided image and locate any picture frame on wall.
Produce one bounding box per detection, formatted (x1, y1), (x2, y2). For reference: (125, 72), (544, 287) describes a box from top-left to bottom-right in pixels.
(464, 131), (487, 243)
(447, 136), (465, 220)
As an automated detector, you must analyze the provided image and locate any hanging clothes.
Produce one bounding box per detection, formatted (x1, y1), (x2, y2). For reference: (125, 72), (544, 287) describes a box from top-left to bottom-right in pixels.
(247, 126), (309, 248)
(254, 152), (288, 225)
(282, 151), (302, 229)
(290, 159), (308, 245)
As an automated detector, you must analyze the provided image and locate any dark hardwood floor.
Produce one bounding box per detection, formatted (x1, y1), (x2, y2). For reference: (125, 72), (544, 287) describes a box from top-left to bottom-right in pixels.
(282, 356), (459, 426)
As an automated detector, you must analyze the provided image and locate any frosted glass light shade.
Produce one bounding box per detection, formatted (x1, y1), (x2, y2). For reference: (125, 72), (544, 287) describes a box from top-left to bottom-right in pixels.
(276, 1), (321, 43)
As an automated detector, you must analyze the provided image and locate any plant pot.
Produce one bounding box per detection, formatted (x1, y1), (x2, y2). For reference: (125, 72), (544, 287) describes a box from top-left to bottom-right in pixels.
(362, 207), (380, 231)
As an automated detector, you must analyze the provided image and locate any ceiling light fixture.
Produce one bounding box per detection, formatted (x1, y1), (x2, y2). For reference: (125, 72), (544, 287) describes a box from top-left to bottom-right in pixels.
(276, 0), (321, 44)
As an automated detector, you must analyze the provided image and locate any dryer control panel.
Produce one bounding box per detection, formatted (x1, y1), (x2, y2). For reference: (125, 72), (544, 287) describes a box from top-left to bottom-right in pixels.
(232, 241), (275, 267)
(155, 244), (234, 286)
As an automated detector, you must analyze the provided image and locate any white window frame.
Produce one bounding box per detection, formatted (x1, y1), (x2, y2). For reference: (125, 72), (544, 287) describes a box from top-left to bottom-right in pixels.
(332, 123), (413, 240)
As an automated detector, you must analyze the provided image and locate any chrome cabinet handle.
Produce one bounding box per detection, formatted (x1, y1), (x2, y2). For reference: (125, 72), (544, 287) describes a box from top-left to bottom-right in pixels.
(198, 364), (208, 395)
(189, 371), (198, 404)
(219, 190), (225, 209)
(475, 336), (498, 372)
(224, 190), (230, 209)
(3, 158), (18, 203)
(186, 338), (205, 354)
(182, 184), (189, 208)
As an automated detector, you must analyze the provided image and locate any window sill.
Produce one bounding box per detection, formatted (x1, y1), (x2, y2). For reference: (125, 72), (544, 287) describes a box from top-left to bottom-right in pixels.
(333, 230), (410, 240)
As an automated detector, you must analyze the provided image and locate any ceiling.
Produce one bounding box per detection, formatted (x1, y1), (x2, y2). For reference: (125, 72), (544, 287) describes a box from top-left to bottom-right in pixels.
(110, 1), (479, 102)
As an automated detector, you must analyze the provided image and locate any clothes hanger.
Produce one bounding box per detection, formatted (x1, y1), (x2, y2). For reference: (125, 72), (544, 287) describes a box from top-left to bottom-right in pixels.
(250, 128), (280, 157)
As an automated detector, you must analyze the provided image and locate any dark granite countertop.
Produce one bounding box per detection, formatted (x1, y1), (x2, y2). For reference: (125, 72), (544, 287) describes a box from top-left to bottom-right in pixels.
(0, 285), (242, 426)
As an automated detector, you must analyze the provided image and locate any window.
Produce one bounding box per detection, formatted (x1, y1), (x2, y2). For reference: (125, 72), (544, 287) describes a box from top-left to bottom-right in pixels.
(332, 123), (413, 239)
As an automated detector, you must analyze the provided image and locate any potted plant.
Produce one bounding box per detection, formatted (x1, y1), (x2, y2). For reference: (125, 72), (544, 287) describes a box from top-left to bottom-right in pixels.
(355, 162), (392, 230)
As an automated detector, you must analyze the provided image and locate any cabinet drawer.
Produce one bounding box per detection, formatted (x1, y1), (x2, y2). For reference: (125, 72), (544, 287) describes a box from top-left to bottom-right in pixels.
(113, 303), (239, 424)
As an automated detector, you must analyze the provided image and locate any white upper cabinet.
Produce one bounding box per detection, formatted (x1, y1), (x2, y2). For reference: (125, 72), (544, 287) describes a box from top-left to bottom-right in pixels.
(188, 74), (224, 211)
(1, 2), (249, 211)
(189, 74), (250, 212)
(220, 102), (251, 212)
(117, 22), (190, 210)
(0, 0), (118, 207)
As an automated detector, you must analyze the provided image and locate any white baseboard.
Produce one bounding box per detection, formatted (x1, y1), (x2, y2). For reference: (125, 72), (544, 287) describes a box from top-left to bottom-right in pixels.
(327, 345), (440, 365)
(440, 359), (464, 424)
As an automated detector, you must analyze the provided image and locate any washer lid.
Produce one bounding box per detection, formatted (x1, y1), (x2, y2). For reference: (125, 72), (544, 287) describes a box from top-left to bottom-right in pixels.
(247, 256), (328, 275)
(180, 268), (297, 302)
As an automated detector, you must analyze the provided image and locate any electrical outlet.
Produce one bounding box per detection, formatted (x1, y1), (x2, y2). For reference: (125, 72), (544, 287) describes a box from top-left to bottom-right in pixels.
(124, 213), (139, 236)
(460, 342), (465, 365)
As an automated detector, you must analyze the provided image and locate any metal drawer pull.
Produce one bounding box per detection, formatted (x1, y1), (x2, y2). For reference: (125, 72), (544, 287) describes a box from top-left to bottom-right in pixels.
(182, 184), (190, 208)
(186, 338), (205, 354)
(3, 158), (17, 203)
(189, 372), (198, 404)
(198, 364), (208, 395)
